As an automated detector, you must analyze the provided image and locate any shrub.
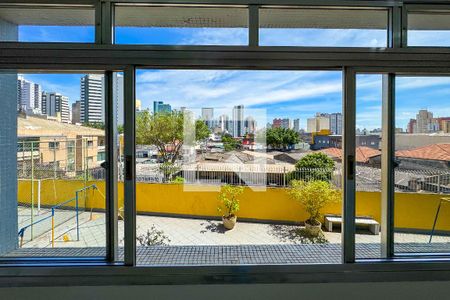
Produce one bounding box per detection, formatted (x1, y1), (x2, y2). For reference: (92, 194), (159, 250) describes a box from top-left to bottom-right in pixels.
(288, 180), (341, 226)
(136, 225), (171, 246)
(217, 184), (244, 217)
(291, 152), (335, 182)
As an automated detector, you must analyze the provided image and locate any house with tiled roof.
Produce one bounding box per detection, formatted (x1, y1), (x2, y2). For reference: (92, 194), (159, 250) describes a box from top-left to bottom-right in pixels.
(395, 143), (450, 170)
(320, 146), (381, 167)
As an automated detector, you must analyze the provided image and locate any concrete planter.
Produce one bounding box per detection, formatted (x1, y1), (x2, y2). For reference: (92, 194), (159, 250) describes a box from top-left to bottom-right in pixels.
(305, 220), (322, 236)
(222, 215), (237, 230)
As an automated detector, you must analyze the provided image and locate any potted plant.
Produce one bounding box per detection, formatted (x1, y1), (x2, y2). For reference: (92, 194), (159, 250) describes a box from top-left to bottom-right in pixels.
(217, 184), (244, 230)
(288, 180), (341, 236)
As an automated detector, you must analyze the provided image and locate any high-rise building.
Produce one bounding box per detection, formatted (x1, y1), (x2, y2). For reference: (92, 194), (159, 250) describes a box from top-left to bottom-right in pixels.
(42, 92), (70, 123)
(245, 116), (256, 134)
(437, 117), (450, 133)
(293, 118), (300, 132)
(281, 118), (292, 129)
(201, 107), (214, 129)
(17, 76), (42, 113)
(219, 114), (230, 132)
(153, 101), (172, 114)
(407, 118), (416, 133)
(415, 109), (435, 133)
(329, 113), (342, 135)
(72, 101), (81, 124)
(80, 74), (104, 123)
(272, 118), (282, 128)
(232, 105), (244, 137)
(307, 114), (330, 133)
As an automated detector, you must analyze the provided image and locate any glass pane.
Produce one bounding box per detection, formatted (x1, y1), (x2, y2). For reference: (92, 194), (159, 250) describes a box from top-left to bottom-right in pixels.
(408, 10), (450, 47)
(115, 5), (248, 45)
(0, 7), (95, 43)
(135, 69), (343, 266)
(394, 76), (450, 254)
(1, 72), (107, 258)
(259, 7), (388, 47)
(355, 74), (383, 259)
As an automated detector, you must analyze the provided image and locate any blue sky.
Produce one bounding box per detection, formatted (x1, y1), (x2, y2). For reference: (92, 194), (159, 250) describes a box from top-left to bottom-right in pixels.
(18, 25), (450, 130)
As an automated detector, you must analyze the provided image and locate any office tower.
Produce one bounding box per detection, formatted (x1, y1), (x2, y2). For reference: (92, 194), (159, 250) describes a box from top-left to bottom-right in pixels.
(219, 114), (230, 132)
(245, 116), (256, 134)
(153, 101), (172, 114)
(293, 118), (300, 132)
(307, 115), (330, 133)
(202, 107), (214, 129)
(41, 92), (70, 123)
(415, 109), (436, 133)
(329, 113), (342, 135)
(17, 76), (42, 113)
(80, 74), (104, 123)
(232, 105), (244, 137)
(281, 118), (292, 129)
(72, 101), (81, 124)
(272, 118), (282, 128)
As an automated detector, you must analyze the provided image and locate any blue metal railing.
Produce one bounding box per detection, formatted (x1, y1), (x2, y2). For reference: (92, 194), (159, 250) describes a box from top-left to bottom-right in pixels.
(18, 184), (97, 247)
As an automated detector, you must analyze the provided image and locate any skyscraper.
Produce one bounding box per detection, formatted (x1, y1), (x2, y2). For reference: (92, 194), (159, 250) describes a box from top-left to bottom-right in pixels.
(201, 107), (214, 129)
(72, 101), (81, 124)
(17, 76), (42, 113)
(415, 109), (435, 133)
(41, 92), (70, 123)
(293, 118), (300, 132)
(307, 114), (330, 133)
(219, 114), (230, 132)
(232, 105), (244, 137)
(153, 101), (172, 114)
(329, 113), (342, 135)
(80, 74), (104, 123)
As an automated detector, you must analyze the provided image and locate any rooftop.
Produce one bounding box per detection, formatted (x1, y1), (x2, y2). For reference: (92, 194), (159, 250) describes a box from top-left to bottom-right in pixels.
(396, 143), (450, 162)
(18, 116), (104, 138)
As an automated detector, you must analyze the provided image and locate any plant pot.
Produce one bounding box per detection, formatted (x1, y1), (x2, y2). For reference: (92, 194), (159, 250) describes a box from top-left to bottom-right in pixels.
(304, 220), (322, 236)
(222, 215), (237, 230)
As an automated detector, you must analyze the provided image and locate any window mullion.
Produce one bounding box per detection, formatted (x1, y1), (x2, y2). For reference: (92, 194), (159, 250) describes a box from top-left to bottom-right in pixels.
(342, 67), (356, 264)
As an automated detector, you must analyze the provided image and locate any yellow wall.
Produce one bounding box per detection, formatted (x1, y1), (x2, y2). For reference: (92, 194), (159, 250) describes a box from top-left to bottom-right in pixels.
(17, 180), (450, 231)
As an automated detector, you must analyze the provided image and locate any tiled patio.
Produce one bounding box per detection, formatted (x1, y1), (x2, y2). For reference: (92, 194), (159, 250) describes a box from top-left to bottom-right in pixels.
(5, 208), (450, 264)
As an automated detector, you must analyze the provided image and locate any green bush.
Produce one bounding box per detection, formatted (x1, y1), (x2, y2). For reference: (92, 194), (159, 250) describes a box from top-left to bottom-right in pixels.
(288, 180), (341, 226)
(289, 152), (335, 182)
(217, 184), (244, 218)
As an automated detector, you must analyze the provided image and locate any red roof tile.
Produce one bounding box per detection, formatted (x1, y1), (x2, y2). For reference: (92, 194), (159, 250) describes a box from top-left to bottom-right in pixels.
(395, 143), (450, 161)
(320, 146), (381, 163)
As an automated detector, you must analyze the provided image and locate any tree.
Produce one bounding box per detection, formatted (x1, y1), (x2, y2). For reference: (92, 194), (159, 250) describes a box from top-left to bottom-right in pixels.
(266, 127), (300, 150)
(136, 110), (210, 164)
(83, 122), (105, 130)
(221, 134), (241, 152)
(292, 152), (335, 182)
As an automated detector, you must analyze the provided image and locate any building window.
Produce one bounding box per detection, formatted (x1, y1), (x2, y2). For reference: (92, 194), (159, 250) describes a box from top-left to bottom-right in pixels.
(49, 141), (60, 150)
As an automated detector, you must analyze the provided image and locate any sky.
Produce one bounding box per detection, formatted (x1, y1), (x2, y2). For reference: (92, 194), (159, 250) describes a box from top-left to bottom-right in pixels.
(18, 25), (450, 130)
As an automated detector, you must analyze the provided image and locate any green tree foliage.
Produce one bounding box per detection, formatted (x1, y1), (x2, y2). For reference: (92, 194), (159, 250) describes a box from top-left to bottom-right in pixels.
(288, 180), (341, 225)
(217, 184), (245, 217)
(136, 110), (210, 164)
(266, 127), (300, 149)
(292, 152), (335, 182)
(83, 122), (105, 130)
(221, 134), (241, 152)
